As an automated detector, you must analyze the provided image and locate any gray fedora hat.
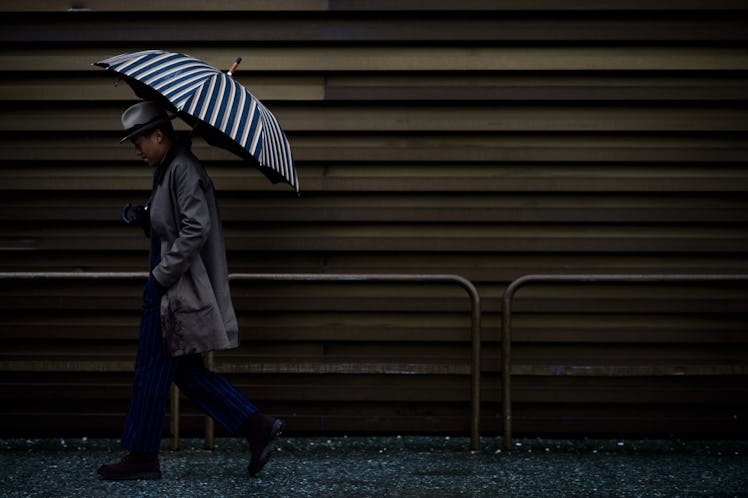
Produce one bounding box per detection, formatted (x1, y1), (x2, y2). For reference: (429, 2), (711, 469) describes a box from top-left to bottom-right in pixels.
(120, 100), (176, 143)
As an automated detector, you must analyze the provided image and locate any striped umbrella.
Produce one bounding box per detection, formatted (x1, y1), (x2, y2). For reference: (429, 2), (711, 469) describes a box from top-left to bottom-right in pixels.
(95, 50), (298, 192)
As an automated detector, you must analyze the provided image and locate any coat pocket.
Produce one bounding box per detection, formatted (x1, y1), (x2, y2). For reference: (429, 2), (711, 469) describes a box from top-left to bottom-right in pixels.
(160, 260), (230, 356)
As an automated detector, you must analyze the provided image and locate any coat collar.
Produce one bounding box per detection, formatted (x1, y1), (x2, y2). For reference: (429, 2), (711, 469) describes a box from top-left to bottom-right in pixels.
(152, 137), (192, 190)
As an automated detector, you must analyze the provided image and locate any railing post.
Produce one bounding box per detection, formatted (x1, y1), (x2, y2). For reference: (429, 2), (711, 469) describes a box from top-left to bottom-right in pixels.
(169, 384), (180, 450)
(204, 351), (215, 450)
(501, 277), (524, 451)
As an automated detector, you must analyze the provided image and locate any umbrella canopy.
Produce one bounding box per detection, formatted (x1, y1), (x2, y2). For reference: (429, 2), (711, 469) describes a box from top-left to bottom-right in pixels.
(95, 50), (299, 192)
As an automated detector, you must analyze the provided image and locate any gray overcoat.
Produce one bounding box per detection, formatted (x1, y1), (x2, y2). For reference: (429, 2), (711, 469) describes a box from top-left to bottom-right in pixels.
(149, 142), (239, 356)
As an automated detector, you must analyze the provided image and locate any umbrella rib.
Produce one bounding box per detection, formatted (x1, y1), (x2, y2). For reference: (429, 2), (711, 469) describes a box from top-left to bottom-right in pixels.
(224, 82), (243, 143)
(259, 106), (276, 171)
(219, 78), (237, 134)
(150, 65), (214, 92)
(138, 56), (193, 84)
(96, 50), (158, 69)
(105, 50), (159, 73)
(176, 76), (212, 113)
(230, 89), (248, 152)
(262, 104), (287, 176)
(198, 77), (218, 122)
(170, 79), (213, 110)
(208, 76), (227, 128)
(120, 52), (177, 80)
(248, 101), (263, 158)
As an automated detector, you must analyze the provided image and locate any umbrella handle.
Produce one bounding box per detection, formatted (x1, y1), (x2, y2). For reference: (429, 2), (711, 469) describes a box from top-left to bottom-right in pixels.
(227, 57), (242, 77)
(121, 202), (136, 224)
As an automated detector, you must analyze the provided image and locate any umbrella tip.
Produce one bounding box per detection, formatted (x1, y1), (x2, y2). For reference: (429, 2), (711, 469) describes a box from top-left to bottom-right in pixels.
(227, 57), (242, 77)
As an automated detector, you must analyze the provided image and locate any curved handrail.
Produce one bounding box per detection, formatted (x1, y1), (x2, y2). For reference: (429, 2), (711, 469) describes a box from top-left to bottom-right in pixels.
(230, 273), (481, 451)
(0, 271), (482, 451)
(501, 273), (748, 451)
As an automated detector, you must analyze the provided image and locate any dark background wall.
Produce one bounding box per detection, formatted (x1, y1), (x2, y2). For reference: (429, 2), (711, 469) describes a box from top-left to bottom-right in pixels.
(1, 1), (747, 438)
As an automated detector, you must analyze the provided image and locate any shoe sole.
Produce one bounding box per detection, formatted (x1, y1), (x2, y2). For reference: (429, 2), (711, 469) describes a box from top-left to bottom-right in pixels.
(248, 418), (284, 477)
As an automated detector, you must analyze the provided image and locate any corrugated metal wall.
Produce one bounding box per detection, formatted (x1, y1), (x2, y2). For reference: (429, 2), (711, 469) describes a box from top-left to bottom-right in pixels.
(1, 1), (747, 438)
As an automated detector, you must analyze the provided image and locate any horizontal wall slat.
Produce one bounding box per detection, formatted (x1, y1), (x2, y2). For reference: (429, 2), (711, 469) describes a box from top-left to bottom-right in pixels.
(5, 75), (748, 102)
(3, 47), (748, 72)
(3, 253), (747, 283)
(3, 136), (747, 163)
(0, 0), (330, 12)
(4, 164), (748, 192)
(2, 0), (747, 12)
(2, 225), (746, 252)
(4, 17), (747, 43)
(5, 106), (748, 132)
(3, 193), (745, 223)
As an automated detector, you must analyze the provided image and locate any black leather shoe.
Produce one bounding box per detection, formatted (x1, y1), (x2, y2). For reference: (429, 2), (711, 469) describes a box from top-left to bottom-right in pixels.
(97, 452), (162, 480)
(242, 413), (284, 477)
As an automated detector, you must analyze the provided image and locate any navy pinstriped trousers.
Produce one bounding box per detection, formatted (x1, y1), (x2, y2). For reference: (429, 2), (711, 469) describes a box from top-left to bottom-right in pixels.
(121, 233), (257, 454)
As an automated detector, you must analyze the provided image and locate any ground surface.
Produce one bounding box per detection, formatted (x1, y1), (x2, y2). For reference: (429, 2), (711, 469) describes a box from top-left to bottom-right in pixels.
(1, 436), (746, 497)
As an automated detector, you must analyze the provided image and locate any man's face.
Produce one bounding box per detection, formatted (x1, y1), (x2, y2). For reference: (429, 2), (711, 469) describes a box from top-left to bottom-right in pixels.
(131, 132), (164, 167)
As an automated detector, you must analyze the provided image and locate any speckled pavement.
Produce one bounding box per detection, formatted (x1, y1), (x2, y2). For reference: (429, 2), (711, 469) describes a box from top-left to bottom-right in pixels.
(1, 436), (746, 497)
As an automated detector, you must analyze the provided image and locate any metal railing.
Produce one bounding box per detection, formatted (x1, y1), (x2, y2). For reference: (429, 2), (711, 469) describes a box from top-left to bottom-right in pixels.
(12, 270), (744, 451)
(0, 271), (481, 451)
(501, 273), (748, 451)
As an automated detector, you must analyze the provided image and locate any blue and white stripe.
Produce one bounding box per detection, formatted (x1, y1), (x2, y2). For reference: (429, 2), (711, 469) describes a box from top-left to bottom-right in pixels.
(96, 50), (298, 192)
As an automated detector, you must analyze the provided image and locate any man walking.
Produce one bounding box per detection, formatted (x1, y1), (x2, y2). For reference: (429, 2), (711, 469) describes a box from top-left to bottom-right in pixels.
(98, 101), (283, 480)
